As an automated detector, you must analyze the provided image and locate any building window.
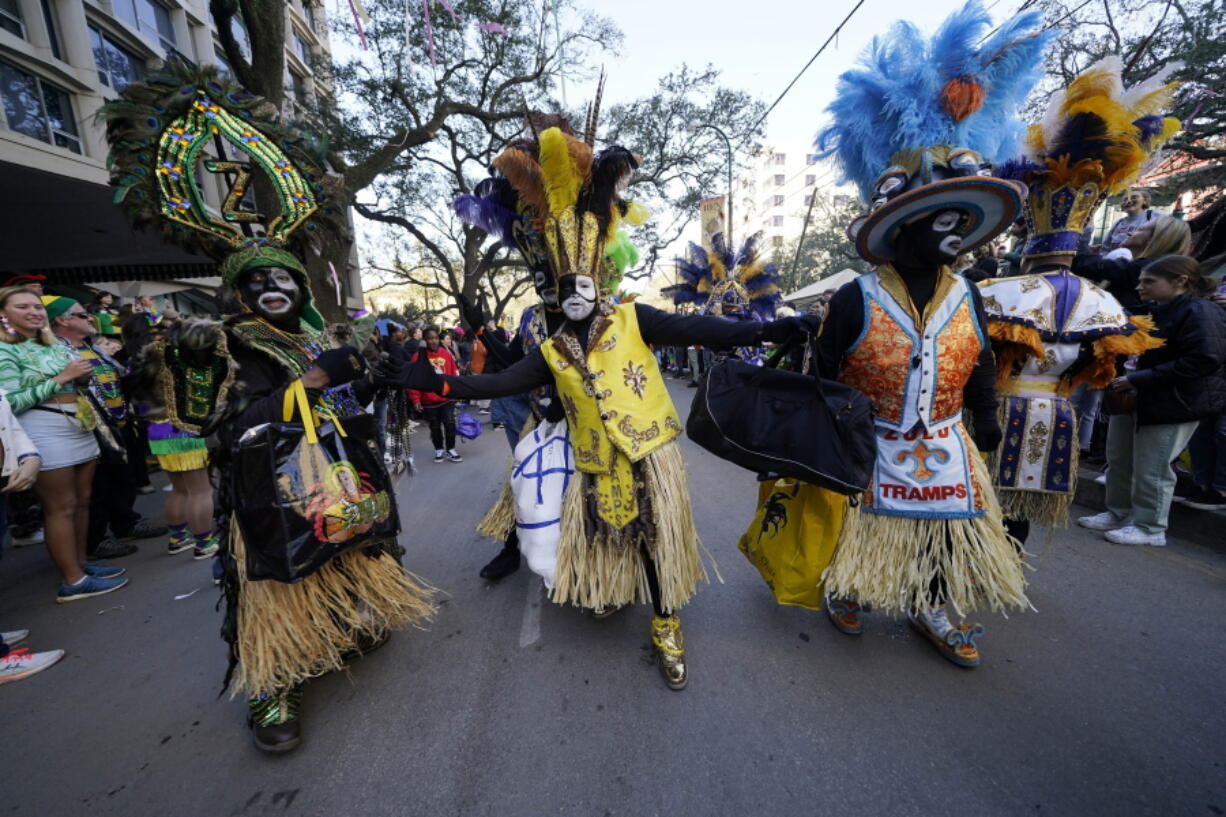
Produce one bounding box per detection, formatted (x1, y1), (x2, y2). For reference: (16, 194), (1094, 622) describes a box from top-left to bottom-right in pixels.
(771, 235), (784, 247)
(114, 0), (175, 51)
(834, 194), (853, 208)
(805, 174), (816, 186)
(771, 215), (784, 227)
(772, 152), (786, 165)
(286, 69), (308, 105)
(0, 60), (82, 153)
(806, 153), (820, 164)
(302, 2), (317, 31)
(773, 174), (785, 186)
(90, 27), (145, 91)
(803, 194), (814, 206)
(214, 50), (232, 77)
(291, 28), (311, 63)
(772, 194), (784, 207)
(40, 0), (61, 58)
(0, 0), (24, 37)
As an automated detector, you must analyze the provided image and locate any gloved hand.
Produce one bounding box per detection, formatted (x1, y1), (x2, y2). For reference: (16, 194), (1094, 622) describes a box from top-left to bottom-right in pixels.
(458, 293), (487, 333)
(759, 314), (823, 344)
(406, 352), (444, 394)
(970, 408), (1003, 453)
(372, 354), (405, 389)
(312, 347), (367, 388)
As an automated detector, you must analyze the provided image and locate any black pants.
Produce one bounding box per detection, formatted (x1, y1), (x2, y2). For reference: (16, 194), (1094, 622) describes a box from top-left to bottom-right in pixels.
(88, 455), (140, 551)
(424, 403), (456, 451)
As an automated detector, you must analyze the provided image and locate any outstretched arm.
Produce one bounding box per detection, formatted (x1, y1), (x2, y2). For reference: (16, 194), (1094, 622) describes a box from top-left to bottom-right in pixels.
(634, 303), (820, 350)
(404, 348), (554, 400)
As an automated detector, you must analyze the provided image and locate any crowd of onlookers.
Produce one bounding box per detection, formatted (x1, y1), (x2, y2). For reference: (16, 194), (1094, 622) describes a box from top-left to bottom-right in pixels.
(3, 188), (1224, 685)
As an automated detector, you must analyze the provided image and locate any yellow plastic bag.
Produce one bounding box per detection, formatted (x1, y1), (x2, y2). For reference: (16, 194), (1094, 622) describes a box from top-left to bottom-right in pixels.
(737, 478), (845, 610)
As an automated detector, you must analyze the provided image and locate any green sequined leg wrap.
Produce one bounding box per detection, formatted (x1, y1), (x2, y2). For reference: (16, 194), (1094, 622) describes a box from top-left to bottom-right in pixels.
(248, 685), (302, 728)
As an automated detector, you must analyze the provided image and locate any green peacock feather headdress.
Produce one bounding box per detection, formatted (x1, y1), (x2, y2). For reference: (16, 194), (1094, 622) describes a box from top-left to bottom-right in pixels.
(98, 58), (344, 303)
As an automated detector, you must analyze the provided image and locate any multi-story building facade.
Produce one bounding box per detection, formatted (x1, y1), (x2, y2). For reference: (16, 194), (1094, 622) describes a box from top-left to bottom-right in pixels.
(0, 0), (362, 311)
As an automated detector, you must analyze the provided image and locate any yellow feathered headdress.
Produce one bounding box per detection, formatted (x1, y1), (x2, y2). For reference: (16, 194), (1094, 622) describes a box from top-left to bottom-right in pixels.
(1000, 56), (1181, 258)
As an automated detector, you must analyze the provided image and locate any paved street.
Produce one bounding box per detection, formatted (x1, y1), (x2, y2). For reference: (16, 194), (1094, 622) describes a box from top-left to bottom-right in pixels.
(3, 381), (1224, 817)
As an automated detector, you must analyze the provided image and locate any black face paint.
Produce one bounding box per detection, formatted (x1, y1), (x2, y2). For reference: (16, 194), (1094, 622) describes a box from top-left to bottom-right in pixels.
(240, 266), (303, 331)
(533, 269), (558, 307)
(897, 209), (972, 268)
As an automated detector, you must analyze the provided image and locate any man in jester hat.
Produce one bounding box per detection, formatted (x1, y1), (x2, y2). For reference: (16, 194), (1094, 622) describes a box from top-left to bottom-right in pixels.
(395, 121), (819, 690)
(102, 63), (434, 753)
(981, 57), (1173, 545)
(811, 2), (1048, 667)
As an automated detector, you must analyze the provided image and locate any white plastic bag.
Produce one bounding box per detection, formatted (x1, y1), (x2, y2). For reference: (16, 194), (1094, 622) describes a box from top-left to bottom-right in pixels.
(510, 418), (573, 588)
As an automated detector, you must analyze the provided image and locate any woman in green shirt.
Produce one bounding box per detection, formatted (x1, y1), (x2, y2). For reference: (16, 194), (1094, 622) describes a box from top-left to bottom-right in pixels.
(0, 287), (127, 603)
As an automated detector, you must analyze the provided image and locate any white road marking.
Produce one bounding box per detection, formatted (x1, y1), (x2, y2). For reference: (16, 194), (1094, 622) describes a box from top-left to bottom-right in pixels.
(518, 579), (543, 648)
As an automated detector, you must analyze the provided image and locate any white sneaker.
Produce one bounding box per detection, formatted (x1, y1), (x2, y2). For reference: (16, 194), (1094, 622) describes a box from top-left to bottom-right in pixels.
(1104, 525), (1166, 547)
(1077, 511), (1127, 531)
(0, 648), (65, 685)
(448, 449), (463, 463)
(11, 528), (44, 547)
(1, 629), (29, 648)
(917, 606), (953, 637)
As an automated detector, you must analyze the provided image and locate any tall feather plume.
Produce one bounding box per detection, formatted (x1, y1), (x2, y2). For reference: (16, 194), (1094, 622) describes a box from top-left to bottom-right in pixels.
(580, 145), (638, 240)
(584, 70), (606, 147)
(816, 1), (1049, 202)
(453, 176), (519, 245)
(539, 127), (584, 216)
(491, 147), (549, 221)
(1024, 56), (1181, 195)
(662, 232), (782, 319)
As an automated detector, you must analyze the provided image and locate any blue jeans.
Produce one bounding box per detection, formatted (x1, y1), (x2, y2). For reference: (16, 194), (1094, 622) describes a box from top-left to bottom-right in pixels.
(1071, 385), (1104, 451)
(1189, 413), (1226, 492)
(491, 393), (532, 450)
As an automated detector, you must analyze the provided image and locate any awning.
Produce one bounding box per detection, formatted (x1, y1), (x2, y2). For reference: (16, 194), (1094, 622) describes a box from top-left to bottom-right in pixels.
(783, 270), (860, 303)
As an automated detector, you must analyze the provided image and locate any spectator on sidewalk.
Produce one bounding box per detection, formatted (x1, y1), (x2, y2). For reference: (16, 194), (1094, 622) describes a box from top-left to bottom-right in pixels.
(1102, 188), (1158, 252)
(0, 287), (127, 602)
(1183, 283), (1226, 510)
(47, 296), (165, 559)
(409, 326), (463, 463)
(1, 274), (45, 296)
(1079, 256), (1226, 546)
(1073, 215), (1193, 312)
(87, 291), (118, 338)
(0, 628), (64, 685)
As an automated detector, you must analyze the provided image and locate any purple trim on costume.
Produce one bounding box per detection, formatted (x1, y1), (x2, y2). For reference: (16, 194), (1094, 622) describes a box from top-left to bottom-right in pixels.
(147, 420), (195, 442)
(1045, 271), (1082, 331)
(997, 396), (1028, 488)
(1024, 231), (1081, 256)
(1043, 397), (1076, 493)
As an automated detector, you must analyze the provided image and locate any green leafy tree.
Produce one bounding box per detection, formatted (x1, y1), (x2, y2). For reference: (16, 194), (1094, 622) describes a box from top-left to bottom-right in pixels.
(776, 196), (868, 295)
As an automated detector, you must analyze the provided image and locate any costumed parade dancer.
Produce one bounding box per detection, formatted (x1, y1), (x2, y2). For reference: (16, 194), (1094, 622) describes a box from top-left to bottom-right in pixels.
(396, 121), (818, 689)
(102, 63), (435, 753)
(661, 232), (784, 364)
(812, 2), (1047, 667)
(980, 57), (1174, 543)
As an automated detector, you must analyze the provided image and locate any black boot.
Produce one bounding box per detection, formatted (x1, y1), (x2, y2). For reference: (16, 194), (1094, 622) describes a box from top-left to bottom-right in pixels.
(248, 686), (303, 754)
(479, 531), (521, 581)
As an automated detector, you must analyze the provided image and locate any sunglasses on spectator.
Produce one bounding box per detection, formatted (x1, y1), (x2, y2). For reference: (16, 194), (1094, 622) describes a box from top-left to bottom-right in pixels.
(66, 311), (90, 319)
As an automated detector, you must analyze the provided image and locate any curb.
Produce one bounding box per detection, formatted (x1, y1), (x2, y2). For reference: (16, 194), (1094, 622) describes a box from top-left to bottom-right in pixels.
(1073, 466), (1225, 552)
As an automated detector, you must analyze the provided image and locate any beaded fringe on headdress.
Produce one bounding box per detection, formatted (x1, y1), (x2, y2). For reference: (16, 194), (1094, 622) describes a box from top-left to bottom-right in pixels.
(227, 523), (436, 698)
(552, 441), (710, 612)
(822, 439), (1030, 617)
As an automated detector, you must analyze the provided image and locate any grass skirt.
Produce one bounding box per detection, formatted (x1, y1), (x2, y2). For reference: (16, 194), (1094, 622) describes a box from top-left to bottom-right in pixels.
(822, 440), (1030, 617)
(227, 522), (436, 698)
(552, 441), (708, 612)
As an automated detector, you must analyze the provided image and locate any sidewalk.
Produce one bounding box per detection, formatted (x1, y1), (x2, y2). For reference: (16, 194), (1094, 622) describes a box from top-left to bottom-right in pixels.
(1073, 465), (1225, 551)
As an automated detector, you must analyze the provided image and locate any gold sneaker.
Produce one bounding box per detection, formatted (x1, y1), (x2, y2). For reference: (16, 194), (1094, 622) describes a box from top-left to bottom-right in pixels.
(651, 615), (688, 691)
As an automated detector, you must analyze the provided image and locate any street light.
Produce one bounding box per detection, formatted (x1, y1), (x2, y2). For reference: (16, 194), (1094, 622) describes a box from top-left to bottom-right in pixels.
(686, 120), (734, 246)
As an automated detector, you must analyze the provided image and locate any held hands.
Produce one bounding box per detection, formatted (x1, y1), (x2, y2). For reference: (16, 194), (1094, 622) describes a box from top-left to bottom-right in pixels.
(971, 409), (1003, 454)
(303, 348), (368, 390)
(759, 314), (824, 344)
(406, 353), (444, 394)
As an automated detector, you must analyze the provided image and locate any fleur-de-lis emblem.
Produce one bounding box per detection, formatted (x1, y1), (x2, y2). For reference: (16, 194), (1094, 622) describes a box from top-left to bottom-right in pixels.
(622, 361), (648, 399)
(157, 161), (183, 180)
(894, 440), (950, 483)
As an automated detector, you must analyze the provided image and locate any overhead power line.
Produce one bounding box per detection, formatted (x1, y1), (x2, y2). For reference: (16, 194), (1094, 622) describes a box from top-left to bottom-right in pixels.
(739, 0), (868, 148)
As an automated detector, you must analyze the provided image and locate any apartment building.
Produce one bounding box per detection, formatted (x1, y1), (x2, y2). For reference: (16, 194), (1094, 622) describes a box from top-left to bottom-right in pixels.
(0, 0), (362, 309)
(735, 141), (852, 258)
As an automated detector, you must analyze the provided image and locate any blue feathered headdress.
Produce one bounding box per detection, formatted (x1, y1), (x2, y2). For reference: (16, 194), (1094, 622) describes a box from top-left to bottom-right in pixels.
(661, 233), (782, 321)
(816, 1), (1051, 202)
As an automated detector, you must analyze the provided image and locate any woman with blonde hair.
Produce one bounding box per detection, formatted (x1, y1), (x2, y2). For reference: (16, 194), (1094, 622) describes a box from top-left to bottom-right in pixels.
(1074, 214), (1193, 311)
(0, 287), (127, 602)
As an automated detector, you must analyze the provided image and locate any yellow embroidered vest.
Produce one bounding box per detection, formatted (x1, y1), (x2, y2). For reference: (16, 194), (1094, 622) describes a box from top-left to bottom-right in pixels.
(541, 303), (681, 476)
